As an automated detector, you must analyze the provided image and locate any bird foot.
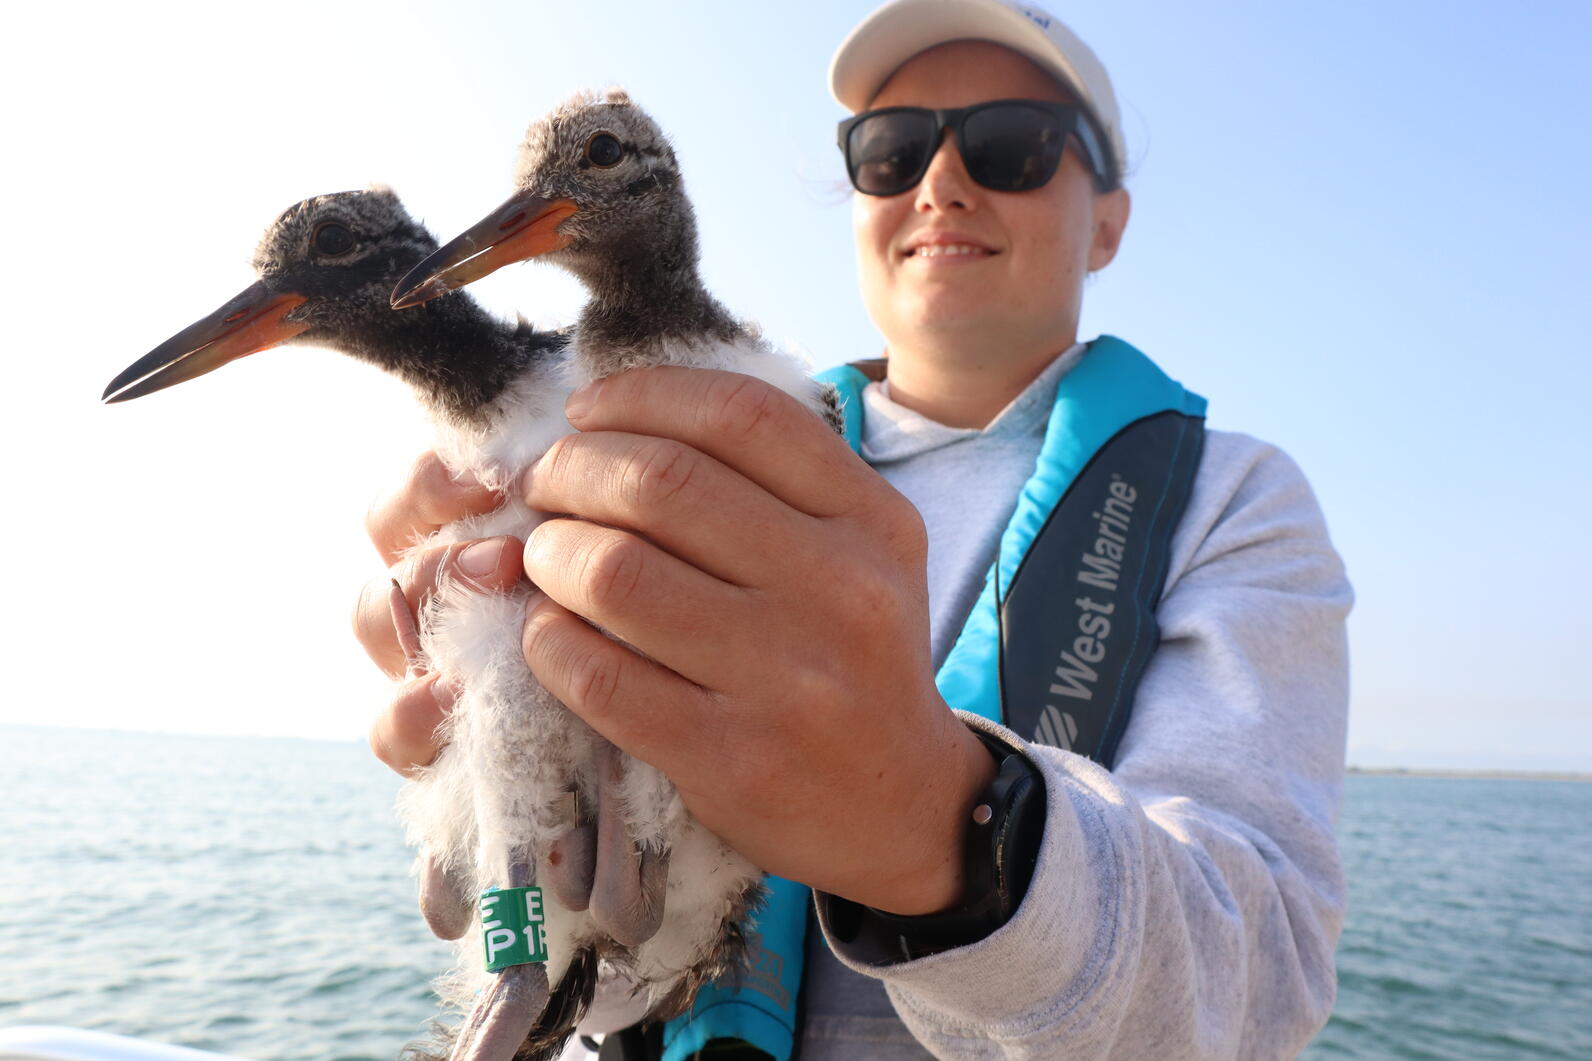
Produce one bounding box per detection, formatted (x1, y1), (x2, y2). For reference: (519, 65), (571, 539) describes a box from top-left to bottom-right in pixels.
(592, 843), (670, 949)
(590, 740), (669, 947)
(418, 848), (474, 941)
(543, 815), (597, 912)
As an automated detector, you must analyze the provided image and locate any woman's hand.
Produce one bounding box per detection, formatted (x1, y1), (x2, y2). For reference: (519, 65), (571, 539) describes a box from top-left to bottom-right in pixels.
(354, 451), (523, 776)
(357, 369), (995, 914)
(519, 367), (995, 915)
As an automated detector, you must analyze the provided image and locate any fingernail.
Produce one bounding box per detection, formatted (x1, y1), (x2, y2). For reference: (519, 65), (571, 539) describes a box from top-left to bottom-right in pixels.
(459, 537), (506, 579)
(565, 379), (602, 420)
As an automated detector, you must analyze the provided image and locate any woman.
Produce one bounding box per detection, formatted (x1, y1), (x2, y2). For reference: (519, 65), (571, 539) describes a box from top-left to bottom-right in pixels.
(356, 1), (1352, 1056)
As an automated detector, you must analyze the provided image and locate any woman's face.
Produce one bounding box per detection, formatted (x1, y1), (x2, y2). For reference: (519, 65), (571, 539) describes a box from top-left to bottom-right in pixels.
(852, 41), (1127, 363)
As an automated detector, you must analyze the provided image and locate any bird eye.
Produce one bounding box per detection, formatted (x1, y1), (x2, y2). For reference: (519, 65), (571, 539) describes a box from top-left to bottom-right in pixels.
(585, 132), (624, 168)
(313, 222), (355, 256)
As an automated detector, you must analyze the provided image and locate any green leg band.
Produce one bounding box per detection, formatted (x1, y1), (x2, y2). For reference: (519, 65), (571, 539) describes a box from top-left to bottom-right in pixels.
(480, 886), (549, 971)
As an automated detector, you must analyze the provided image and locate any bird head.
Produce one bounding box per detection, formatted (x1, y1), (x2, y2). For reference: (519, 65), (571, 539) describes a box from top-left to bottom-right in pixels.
(104, 187), (438, 403)
(390, 88), (693, 309)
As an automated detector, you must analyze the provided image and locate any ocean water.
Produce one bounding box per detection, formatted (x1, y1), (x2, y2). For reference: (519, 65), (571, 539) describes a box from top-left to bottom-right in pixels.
(0, 727), (451, 1061)
(2, 727), (1589, 1060)
(1303, 774), (1592, 1060)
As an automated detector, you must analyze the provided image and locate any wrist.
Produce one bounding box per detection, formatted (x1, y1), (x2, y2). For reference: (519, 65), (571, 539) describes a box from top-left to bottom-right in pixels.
(872, 722), (1001, 916)
(823, 724), (1047, 962)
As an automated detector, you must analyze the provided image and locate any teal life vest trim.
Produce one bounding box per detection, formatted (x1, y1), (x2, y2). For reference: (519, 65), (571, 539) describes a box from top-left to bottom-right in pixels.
(659, 877), (808, 1061)
(659, 335), (1204, 1061)
(936, 335), (1206, 723)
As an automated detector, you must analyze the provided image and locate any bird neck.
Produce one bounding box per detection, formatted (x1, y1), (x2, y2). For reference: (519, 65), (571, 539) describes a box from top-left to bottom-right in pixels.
(573, 248), (742, 377)
(334, 298), (544, 423)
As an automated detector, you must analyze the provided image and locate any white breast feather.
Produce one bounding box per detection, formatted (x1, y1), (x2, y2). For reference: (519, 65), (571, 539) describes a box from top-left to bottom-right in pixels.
(396, 335), (825, 1013)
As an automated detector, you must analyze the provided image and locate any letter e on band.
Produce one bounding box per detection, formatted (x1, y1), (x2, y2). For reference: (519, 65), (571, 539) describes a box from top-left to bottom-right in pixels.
(479, 886), (550, 971)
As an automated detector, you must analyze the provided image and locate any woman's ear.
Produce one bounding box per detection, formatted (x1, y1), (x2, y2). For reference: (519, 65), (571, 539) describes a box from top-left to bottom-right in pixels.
(1087, 187), (1131, 272)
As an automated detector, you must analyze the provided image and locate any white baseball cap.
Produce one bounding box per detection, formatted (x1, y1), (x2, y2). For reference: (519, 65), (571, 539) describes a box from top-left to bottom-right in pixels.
(829, 0), (1125, 185)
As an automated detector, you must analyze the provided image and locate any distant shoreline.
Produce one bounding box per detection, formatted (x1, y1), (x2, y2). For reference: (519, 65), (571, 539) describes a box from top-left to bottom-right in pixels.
(3, 724), (1588, 780)
(1347, 766), (1591, 783)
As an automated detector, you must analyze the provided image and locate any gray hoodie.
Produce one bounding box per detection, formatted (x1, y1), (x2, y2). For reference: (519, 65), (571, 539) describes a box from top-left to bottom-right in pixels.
(797, 347), (1352, 1059)
(578, 348), (1351, 1059)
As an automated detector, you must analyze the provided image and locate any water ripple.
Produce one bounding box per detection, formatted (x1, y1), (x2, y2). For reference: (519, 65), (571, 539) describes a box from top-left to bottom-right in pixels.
(5, 728), (1589, 1061)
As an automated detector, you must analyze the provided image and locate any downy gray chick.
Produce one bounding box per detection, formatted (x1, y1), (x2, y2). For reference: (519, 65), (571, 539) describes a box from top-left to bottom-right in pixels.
(102, 187), (611, 1058)
(391, 89), (844, 1061)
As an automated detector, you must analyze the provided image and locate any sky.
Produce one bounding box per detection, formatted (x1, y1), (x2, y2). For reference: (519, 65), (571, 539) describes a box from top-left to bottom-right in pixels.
(2, 0), (1588, 770)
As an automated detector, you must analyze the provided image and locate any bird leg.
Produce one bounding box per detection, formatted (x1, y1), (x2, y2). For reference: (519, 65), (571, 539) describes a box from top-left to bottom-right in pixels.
(417, 848), (475, 941)
(541, 790), (597, 912)
(395, 580), (476, 942)
(446, 962), (549, 1061)
(447, 858), (550, 1061)
(590, 739), (669, 947)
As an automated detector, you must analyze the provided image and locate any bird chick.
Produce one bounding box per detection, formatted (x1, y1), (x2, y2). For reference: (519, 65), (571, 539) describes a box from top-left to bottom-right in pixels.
(103, 188), (610, 1059)
(393, 88), (844, 1059)
(107, 187), (563, 425)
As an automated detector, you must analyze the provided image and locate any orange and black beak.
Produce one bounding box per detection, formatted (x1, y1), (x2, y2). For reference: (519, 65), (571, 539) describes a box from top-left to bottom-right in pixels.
(103, 281), (309, 403)
(389, 192), (578, 310)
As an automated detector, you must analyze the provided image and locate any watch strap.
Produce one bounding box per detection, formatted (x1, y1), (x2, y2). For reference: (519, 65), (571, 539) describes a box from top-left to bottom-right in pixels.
(821, 733), (1046, 963)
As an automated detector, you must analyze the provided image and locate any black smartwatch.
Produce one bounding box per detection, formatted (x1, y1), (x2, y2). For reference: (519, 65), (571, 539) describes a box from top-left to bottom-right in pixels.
(822, 730), (1047, 963)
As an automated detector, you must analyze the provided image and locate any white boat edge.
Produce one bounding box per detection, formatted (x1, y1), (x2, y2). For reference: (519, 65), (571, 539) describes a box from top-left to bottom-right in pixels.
(0, 1027), (250, 1061)
(0, 1027), (598, 1061)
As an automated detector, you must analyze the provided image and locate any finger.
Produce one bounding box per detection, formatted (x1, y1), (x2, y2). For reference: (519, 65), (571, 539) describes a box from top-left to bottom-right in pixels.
(366, 451), (501, 565)
(369, 672), (455, 777)
(522, 518), (749, 687)
(520, 592), (719, 777)
(353, 536), (524, 676)
(527, 430), (817, 586)
(563, 366), (874, 519)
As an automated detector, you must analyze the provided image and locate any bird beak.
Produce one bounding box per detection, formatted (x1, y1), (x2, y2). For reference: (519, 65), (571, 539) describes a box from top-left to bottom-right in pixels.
(103, 281), (309, 403)
(389, 192), (578, 310)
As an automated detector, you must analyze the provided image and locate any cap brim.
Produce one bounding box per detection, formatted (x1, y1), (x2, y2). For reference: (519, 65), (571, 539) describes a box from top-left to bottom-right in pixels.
(828, 0), (1123, 177)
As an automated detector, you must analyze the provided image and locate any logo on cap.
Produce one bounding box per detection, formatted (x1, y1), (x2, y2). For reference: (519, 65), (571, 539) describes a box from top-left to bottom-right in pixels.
(1015, 5), (1052, 29)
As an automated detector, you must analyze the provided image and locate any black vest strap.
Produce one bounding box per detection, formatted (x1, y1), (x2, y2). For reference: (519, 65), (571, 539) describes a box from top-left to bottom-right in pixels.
(999, 409), (1204, 767)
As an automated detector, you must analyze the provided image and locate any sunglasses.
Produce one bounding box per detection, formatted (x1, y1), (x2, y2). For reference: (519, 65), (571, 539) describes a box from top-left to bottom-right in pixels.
(837, 99), (1112, 197)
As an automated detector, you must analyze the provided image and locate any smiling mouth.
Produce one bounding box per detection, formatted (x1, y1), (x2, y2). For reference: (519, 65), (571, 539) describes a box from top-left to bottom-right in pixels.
(904, 243), (997, 259)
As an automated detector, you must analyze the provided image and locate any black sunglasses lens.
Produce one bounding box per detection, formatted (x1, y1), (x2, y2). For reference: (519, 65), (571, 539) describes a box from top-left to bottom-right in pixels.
(962, 104), (1066, 192)
(847, 111), (936, 195)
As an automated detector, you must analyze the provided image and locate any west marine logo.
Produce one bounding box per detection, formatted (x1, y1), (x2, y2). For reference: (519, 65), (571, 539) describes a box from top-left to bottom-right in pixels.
(1035, 703), (1079, 750)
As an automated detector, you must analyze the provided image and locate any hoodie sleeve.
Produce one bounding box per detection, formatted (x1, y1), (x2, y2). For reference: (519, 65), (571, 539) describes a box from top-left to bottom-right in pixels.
(817, 432), (1353, 1059)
